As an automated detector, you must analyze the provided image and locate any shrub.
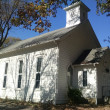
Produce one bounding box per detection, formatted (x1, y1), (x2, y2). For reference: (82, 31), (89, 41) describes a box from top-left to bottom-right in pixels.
(67, 87), (88, 104)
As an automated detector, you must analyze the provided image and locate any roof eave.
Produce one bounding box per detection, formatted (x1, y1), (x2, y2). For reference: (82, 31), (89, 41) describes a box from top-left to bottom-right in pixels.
(0, 38), (60, 57)
(64, 1), (90, 12)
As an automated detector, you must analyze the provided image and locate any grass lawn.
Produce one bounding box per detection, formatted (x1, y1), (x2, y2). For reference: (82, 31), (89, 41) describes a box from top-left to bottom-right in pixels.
(0, 98), (110, 110)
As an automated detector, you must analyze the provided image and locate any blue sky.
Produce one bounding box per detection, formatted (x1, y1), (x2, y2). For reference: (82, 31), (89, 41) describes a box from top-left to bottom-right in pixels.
(8, 0), (110, 47)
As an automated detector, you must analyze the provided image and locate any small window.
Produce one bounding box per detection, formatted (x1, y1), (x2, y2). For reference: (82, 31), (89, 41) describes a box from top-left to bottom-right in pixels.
(35, 57), (42, 88)
(17, 60), (23, 88)
(3, 63), (8, 88)
(83, 71), (87, 86)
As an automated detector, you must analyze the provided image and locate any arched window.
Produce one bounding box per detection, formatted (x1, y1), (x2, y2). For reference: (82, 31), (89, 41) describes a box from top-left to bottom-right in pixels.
(67, 66), (73, 87)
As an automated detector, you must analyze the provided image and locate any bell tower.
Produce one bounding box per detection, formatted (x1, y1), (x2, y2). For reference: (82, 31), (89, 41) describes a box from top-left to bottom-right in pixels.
(64, 1), (90, 28)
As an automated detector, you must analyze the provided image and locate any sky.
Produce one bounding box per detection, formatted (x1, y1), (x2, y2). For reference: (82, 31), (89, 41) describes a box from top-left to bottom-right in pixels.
(8, 0), (110, 47)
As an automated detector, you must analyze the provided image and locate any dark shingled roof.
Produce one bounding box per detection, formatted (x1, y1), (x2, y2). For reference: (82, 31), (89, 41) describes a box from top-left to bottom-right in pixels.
(0, 26), (77, 55)
(73, 47), (109, 65)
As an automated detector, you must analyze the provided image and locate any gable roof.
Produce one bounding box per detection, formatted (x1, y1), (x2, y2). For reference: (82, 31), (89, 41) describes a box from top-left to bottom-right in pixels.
(73, 47), (109, 65)
(0, 25), (77, 55)
(0, 20), (101, 56)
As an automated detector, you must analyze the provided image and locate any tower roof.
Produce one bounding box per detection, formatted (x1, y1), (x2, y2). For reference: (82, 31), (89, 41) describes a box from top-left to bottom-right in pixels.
(64, 1), (90, 12)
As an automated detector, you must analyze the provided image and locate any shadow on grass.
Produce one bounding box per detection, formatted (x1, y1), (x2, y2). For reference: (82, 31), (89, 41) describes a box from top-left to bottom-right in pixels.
(0, 99), (30, 110)
(0, 100), (78, 110)
(0, 105), (28, 110)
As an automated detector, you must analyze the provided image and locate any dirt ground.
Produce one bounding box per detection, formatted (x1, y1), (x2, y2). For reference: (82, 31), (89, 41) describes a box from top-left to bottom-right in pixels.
(52, 104), (110, 110)
(0, 99), (110, 110)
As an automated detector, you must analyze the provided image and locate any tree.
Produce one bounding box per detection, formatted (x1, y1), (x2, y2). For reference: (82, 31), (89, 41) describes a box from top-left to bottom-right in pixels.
(96, 0), (110, 16)
(0, 0), (74, 47)
(0, 0), (25, 47)
(0, 37), (21, 48)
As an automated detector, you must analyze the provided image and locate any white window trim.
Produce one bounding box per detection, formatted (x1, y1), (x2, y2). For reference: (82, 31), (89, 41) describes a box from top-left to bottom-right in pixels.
(35, 56), (43, 90)
(83, 70), (87, 87)
(16, 58), (24, 90)
(3, 61), (9, 89)
(78, 70), (88, 88)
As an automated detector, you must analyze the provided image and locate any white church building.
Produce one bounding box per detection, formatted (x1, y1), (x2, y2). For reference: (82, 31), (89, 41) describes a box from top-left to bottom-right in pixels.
(0, 1), (110, 104)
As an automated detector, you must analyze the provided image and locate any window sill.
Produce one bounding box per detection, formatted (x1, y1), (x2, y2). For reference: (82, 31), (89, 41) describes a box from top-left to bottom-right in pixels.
(79, 86), (88, 89)
(2, 88), (6, 90)
(35, 88), (40, 91)
(15, 88), (22, 91)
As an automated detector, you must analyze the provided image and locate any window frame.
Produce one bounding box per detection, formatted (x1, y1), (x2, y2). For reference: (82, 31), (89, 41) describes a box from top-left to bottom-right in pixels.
(35, 73), (40, 88)
(3, 62), (8, 88)
(17, 60), (23, 88)
(35, 57), (43, 89)
(83, 71), (87, 87)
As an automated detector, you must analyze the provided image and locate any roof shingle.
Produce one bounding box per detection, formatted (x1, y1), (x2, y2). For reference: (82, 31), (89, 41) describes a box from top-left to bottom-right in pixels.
(0, 26), (77, 54)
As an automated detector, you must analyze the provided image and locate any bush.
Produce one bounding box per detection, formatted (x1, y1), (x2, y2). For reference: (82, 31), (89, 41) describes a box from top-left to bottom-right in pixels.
(67, 88), (88, 104)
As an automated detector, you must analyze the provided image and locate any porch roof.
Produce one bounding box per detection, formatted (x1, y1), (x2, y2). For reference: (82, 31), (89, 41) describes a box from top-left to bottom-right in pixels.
(73, 47), (109, 65)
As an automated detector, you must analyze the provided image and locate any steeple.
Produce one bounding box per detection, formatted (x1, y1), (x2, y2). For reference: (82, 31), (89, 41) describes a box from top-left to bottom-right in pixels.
(64, 1), (90, 28)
